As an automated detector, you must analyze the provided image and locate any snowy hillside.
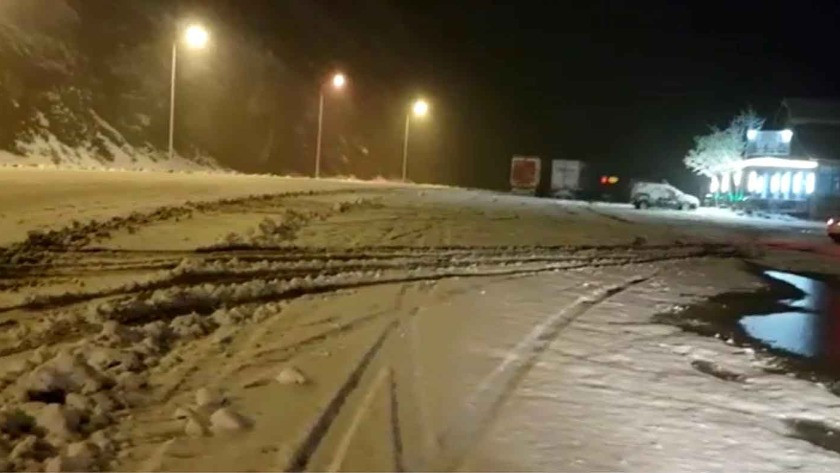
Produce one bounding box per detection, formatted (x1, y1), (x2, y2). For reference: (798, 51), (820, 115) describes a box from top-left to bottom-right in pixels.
(0, 1), (409, 177)
(0, 0), (221, 171)
(4, 108), (220, 172)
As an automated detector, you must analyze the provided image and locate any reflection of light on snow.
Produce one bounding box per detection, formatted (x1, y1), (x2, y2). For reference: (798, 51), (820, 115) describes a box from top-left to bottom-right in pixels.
(709, 175), (719, 193)
(770, 172), (781, 194)
(806, 172), (816, 195)
(781, 172), (791, 195)
(720, 172), (730, 193)
(792, 172), (803, 195)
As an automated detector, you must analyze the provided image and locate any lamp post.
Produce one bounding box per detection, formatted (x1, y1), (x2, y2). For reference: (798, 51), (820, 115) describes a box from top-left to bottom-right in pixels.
(402, 99), (429, 182)
(168, 24), (210, 160)
(314, 72), (346, 178)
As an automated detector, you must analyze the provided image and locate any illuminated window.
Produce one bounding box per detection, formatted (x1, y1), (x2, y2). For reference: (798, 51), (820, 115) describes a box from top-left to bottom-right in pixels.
(805, 172), (816, 195)
(747, 171), (758, 192)
(780, 172), (791, 195)
(792, 172), (803, 195)
(770, 173), (781, 194)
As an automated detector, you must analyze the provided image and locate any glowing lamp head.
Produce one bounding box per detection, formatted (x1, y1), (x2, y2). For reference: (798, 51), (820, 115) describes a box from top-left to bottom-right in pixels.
(412, 99), (429, 117)
(331, 73), (346, 89)
(184, 24), (209, 49)
(781, 129), (794, 144)
(746, 129), (758, 141)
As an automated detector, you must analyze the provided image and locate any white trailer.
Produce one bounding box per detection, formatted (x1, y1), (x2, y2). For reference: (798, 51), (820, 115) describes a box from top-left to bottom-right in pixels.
(550, 159), (583, 197)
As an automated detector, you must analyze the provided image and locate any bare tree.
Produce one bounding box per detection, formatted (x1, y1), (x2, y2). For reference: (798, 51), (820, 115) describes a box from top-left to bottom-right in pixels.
(684, 108), (765, 176)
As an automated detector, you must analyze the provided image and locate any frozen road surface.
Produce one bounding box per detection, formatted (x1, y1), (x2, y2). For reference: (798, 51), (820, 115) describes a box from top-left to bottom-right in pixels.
(0, 168), (839, 471)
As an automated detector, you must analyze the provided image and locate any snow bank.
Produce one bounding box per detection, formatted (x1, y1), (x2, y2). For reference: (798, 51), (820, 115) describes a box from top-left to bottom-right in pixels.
(4, 108), (222, 172)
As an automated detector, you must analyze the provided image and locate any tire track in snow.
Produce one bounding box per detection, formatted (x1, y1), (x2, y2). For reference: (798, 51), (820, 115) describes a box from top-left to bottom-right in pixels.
(388, 367), (406, 472)
(0, 187), (385, 264)
(14, 245), (732, 320)
(432, 273), (654, 470)
(0, 244), (717, 313)
(324, 366), (391, 472)
(584, 205), (636, 223)
(283, 319), (399, 472)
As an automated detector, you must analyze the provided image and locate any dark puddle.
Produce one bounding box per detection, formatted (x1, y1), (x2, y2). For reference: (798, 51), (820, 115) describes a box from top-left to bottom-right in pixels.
(656, 265), (840, 455)
(738, 270), (838, 361)
(784, 418), (840, 456)
(655, 264), (840, 387)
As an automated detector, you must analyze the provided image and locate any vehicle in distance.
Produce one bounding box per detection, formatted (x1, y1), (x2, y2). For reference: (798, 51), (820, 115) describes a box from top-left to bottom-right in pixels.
(631, 181), (699, 210)
(549, 159), (584, 198)
(510, 155), (541, 195)
(828, 217), (840, 243)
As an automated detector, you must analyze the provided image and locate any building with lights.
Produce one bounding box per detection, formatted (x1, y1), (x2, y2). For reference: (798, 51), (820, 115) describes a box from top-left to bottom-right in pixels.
(707, 98), (840, 218)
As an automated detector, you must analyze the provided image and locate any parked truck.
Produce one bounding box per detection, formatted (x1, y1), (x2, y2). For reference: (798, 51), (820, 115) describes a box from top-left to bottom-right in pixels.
(549, 159), (584, 198)
(509, 156), (541, 195)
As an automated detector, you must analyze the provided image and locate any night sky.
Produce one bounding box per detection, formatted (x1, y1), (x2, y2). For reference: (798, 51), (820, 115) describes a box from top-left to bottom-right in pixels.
(184, 0), (840, 191)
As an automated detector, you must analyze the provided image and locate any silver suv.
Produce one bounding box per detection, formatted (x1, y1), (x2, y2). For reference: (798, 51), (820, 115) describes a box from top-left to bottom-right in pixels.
(631, 182), (699, 210)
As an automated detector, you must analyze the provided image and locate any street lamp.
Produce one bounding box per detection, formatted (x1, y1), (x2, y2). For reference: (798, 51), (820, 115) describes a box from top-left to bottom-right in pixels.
(168, 23), (210, 160)
(314, 72), (346, 178)
(402, 99), (429, 182)
(184, 24), (209, 48)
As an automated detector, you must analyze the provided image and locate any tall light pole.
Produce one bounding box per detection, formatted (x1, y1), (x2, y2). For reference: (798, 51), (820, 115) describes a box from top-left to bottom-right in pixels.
(402, 99), (429, 182)
(169, 23), (210, 160)
(315, 72), (346, 178)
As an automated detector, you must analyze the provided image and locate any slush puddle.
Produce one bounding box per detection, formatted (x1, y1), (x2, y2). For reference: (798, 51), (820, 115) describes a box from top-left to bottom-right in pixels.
(739, 270), (840, 362)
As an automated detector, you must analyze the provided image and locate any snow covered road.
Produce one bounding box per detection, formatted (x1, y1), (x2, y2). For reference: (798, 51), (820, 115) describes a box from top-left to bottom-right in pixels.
(0, 168), (839, 471)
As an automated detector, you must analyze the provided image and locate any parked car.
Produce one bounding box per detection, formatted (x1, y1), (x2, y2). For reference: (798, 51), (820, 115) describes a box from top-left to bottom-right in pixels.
(827, 217), (840, 243)
(631, 182), (699, 210)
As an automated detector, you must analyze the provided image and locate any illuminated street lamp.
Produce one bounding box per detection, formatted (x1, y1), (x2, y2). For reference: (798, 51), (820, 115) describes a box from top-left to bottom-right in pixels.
(184, 24), (210, 48)
(413, 99), (429, 117)
(402, 99), (429, 182)
(168, 23), (210, 160)
(314, 72), (347, 178)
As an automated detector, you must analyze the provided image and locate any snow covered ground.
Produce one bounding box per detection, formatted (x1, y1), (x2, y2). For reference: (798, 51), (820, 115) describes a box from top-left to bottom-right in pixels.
(0, 168), (839, 471)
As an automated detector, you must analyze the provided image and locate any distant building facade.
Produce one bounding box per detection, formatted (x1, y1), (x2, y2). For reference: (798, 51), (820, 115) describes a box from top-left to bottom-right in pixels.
(781, 98), (840, 218)
(707, 98), (840, 219)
